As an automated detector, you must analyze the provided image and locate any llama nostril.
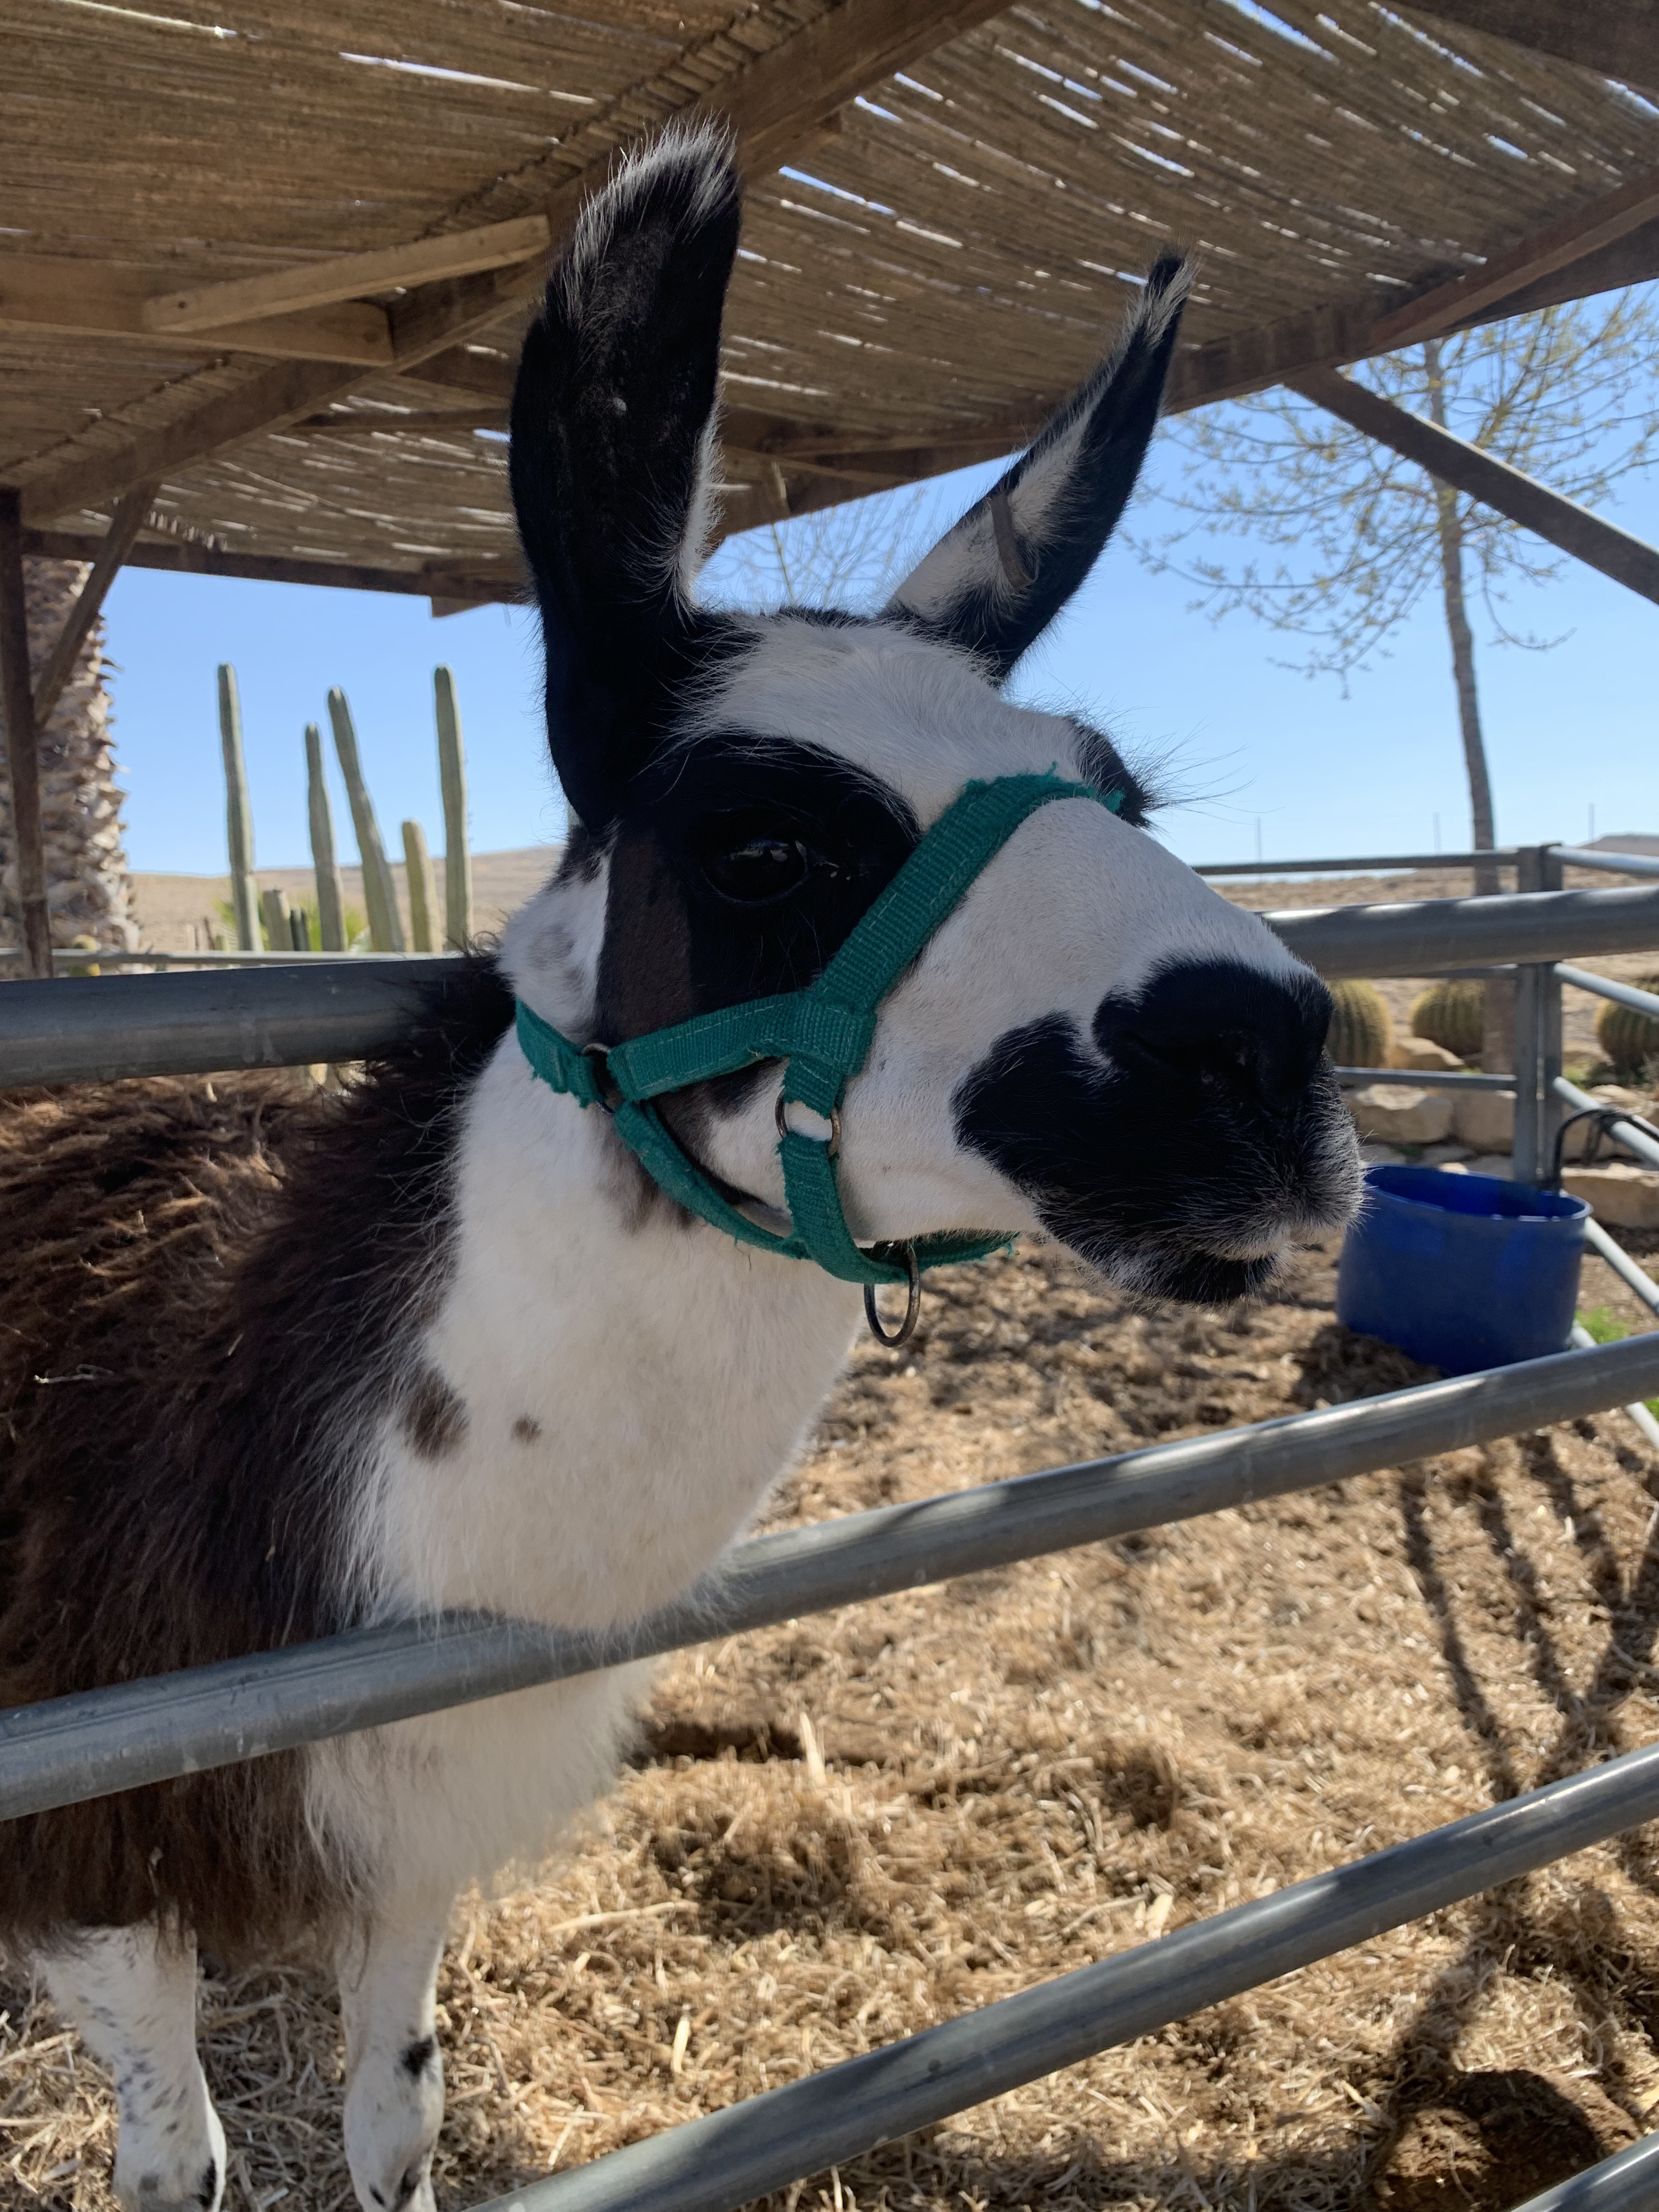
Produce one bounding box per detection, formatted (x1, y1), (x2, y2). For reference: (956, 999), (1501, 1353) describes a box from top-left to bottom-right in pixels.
(1096, 960), (1332, 1108)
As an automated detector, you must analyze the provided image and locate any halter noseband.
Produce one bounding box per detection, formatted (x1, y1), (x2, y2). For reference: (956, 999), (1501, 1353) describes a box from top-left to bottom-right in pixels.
(515, 773), (1120, 1344)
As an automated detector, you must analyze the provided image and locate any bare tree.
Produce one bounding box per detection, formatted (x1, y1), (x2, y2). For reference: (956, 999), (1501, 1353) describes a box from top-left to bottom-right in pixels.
(707, 481), (941, 611)
(1132, 290), (1659, 889)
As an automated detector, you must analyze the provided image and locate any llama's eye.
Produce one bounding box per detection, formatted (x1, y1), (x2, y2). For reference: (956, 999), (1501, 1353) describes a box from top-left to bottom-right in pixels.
(703, 837), (811, 905)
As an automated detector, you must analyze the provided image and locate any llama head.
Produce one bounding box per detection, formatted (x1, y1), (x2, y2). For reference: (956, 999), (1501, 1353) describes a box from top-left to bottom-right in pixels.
(505, 127), (1360, 1302)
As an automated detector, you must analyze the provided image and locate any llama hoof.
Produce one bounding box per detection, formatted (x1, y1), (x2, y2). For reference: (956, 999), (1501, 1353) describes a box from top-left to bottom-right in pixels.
(351, 2155), (435, 2212)
(114, 2097), (227, 2212)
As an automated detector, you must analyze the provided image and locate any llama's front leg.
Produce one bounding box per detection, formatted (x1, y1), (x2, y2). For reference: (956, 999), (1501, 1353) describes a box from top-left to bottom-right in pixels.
(338, 1897), (452, 2212)
(37, 1925), (225, 2212)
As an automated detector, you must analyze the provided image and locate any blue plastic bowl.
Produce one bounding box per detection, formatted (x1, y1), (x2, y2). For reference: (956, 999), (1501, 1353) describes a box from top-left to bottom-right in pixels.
(1335, 1165), (1590, 1375)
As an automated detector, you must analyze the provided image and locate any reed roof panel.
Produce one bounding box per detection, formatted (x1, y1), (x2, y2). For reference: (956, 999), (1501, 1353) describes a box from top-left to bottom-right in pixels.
(4, 0), (1655, 592)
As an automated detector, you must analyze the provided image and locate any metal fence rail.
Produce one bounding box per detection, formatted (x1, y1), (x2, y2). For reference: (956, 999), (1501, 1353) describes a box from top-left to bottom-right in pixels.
(7, 1333), (1659, 1822)
(1513, 2132), (1659, 2212)
(468, 1742), (1659, 2212)
(1550, 846), (1659, 881)
(5, 884), (1659, 1086)
(1195, 847), (1519, 877)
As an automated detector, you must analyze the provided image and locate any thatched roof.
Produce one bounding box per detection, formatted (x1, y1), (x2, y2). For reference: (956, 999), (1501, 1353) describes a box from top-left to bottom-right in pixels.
(4, 0), (1656, 606)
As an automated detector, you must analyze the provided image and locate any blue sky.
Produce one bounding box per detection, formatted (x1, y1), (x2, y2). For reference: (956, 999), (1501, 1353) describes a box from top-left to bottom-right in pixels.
(100, 431), (1658, 879)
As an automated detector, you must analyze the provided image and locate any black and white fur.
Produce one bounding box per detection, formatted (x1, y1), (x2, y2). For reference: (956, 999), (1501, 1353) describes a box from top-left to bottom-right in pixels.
(2, 128), (1359, 2211)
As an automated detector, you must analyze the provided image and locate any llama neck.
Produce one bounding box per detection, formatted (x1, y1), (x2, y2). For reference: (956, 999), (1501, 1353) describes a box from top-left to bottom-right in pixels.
(354, 1032), (862, 1631)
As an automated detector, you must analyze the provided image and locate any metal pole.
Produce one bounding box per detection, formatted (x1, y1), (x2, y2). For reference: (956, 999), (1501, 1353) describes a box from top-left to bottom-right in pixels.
(469, 1741), (1659, 2212)
(6, 885), (1659, 1090)
(0, 486), (52, 978)
(1509, 2130), (1659, 2212)
(7, 1332), (1659, 1822)
(1514, 845), (1548, 1182)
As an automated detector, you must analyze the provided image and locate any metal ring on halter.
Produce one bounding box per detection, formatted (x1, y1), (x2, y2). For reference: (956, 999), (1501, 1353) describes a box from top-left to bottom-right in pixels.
(582, 1041), (622, 1112)
(864, 1242), (921, 1348)
(775, 1089), (842, 1158)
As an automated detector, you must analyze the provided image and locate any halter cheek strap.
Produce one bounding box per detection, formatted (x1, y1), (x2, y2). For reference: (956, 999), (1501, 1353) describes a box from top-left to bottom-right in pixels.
(515, 773), (1121, 1335)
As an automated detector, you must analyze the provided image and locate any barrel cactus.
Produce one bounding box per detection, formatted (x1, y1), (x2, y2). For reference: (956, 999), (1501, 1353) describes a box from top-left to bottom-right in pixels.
(1325, 978), (1393, 1068)
(1411, 979), (1483, 1061)
(1595, 979), (1659, 1079)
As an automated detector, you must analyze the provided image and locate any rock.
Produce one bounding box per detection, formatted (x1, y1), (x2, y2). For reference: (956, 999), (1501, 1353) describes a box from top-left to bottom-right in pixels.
(1359, 1142), (1407, 1166)
(1420, 1142), (1472, 1165)
(1464, 1154), (1515, 1180)
(1388, 1036), (1466, 1072)
(1348, 1084), (1454, 1145)
(1452, 1088), (1515, 1152)
(1561, 1163), (1659, 1228)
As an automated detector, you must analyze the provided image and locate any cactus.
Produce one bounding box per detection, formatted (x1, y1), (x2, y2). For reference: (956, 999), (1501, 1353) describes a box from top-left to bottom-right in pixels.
(304, 721), (347, 953)
(326, 687), (404, 952)
(217, 664), (260, 951)
(260, 885), (291, 952)
(1411, 979), (1484, 1061)
(434, 665), (472, 950)
(1595, 979), (1659, 1078)
(1325, 979), (1393, 1068)
(402, 820), (438, 953)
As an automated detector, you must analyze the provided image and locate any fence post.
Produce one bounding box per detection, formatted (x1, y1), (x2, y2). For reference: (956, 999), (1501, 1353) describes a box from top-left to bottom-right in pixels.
(434, 666), (472, 950)
(1513, 845), (1566, 1184)
(259, 885), (290, 952)
(217, 665), (261, 952)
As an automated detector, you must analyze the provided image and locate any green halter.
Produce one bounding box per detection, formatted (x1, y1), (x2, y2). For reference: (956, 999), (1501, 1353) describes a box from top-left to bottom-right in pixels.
(516, 772), (1118, 1332)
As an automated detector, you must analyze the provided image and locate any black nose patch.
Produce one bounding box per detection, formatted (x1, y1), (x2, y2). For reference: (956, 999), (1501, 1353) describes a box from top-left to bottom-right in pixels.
(953, 954), (1353, 1305)
(1093, 957), (1332, 1106)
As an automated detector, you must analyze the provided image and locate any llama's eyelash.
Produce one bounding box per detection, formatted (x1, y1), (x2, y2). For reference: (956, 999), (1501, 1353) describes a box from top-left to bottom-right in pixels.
(1071, 721), (1156, 825)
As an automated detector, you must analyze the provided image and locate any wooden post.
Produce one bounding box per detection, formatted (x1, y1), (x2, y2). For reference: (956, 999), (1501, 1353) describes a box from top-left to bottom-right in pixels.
(217, 664), (261, 951)
(0, 488), (53, 977)
(402, 820), (438, 953)
(434, 665), (472, 949)
(304, 721), (347, 951)
(30, 482), (155, 731)
(260, 884), (291, 951)
(326, 687), (404, 952)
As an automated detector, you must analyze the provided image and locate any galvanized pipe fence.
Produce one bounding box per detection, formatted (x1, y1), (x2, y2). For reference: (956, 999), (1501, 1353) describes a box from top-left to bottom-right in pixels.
(3, 850), (1659, 2206)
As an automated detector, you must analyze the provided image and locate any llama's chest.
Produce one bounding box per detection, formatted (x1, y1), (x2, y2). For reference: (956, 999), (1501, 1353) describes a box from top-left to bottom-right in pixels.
(351, 1054), (860, 1630)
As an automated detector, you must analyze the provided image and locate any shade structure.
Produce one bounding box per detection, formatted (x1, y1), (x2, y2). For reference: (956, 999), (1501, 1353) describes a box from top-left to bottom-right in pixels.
(2, 1), (1657, 603)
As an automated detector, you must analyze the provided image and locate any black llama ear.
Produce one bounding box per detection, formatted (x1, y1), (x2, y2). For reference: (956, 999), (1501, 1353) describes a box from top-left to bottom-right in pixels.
(885, 252), (1192, 683)
(510, 126), (742, 828)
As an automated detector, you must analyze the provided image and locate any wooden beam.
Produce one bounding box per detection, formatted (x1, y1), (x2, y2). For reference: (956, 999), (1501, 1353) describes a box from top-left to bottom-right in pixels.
(1290, 367), (1659, 606)
(30, 484), (155, 729)
(1372, 167), (1659, 349)
(20, 527), (522, 602)
(0, 256), (393, 366)
(0, 488), (53, 977)
(296, 409), (507, 436)
(16, 360), (367, 527)
(143, 215), (552, 334)
(1402, 1), (1659, 94)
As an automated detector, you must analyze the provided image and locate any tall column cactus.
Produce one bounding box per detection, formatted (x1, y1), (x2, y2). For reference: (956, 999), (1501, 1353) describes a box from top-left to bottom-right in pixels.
(434, 665), (472, 950)
(402, 820), (438, 953)
(217, 664), (260, 952)
(304, 721), (347, 952)
(326, 686), (404, 952)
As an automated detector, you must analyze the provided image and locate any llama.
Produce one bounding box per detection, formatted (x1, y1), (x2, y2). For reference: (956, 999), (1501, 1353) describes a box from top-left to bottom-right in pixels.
(0, 128), (1360, 2212)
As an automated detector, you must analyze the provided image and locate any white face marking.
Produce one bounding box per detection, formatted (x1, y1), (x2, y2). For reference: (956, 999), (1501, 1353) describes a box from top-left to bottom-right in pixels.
(665, 617), (1322, 1243)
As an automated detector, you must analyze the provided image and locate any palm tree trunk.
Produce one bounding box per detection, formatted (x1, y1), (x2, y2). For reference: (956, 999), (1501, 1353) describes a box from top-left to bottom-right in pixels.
(1423, 340), (1500, 898)
(0, 558), (138, 955)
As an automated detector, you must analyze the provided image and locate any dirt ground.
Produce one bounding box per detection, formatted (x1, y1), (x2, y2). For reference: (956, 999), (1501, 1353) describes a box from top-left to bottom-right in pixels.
(5, 1224), (1659, 2212)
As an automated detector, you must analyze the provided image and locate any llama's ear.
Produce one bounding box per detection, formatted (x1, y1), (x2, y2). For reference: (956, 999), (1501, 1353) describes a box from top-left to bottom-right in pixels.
(510, 126), (742, 827)
(885, 253), (1192, 682)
